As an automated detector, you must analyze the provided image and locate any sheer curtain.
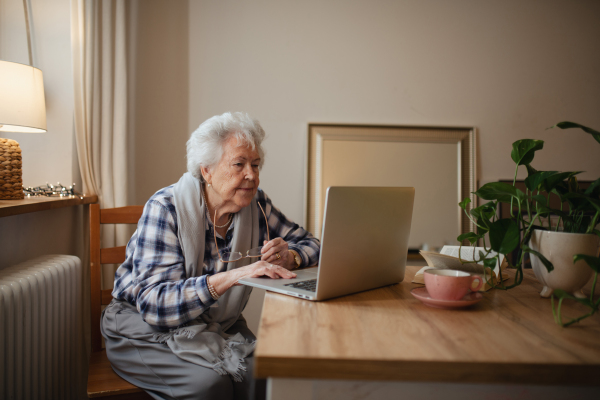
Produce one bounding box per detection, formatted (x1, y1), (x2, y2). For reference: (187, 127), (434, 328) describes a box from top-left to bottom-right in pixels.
(71, 3), (130, 379)
(71, 0), (129, 290)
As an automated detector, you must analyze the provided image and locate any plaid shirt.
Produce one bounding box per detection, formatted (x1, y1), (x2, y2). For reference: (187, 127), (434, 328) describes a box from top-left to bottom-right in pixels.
(112, 185), (320, 329)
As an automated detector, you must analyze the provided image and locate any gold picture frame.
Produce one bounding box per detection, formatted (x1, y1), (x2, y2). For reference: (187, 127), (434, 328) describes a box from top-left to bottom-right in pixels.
(307, 124), (477, 246)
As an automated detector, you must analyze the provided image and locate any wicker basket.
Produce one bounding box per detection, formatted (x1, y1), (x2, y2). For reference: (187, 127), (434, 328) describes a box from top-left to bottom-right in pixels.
(0, 138), (24, 200)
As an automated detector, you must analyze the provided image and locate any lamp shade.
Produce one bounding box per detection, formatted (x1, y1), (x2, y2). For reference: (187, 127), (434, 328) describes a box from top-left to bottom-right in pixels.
(0, 60), (47, 133)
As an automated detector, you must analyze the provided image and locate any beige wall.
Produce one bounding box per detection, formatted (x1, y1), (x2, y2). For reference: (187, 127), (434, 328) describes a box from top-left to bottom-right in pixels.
(132, 0), (600, 227)
(3, 0), (595, 329)
(126, 0), (600, 333)
(2, 1), (598, 273)
(1, 0), (598, 326)
(0, 1), (85, 396)
(0, 0), (598, 396)
(184, 0), (600, 227)
(0, 0), (84, 271)
(0, 0), (77, 186)
(128, 0), (190, 204)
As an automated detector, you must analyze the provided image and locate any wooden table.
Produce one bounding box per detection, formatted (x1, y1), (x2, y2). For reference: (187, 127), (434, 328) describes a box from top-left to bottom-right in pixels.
(254, 266), (600, 386)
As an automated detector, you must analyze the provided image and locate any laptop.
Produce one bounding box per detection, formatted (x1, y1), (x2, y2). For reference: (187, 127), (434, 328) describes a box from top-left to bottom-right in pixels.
(238, 186), (415, 301)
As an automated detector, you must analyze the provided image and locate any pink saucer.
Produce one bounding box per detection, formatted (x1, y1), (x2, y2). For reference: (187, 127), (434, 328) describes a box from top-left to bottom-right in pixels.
(410, 287), (483, 309)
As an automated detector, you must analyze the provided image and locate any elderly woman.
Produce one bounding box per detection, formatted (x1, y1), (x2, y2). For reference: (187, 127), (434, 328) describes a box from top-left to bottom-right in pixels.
(101, 112), (320, 400)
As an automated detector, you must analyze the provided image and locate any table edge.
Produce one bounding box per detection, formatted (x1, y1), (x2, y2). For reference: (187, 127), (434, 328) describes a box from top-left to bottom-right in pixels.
(0, 194), (98, 218)
(254, 356), (600, 385)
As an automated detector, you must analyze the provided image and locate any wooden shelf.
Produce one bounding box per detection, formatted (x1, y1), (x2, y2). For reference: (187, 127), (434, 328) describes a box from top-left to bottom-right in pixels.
(0, 194), (98, 218)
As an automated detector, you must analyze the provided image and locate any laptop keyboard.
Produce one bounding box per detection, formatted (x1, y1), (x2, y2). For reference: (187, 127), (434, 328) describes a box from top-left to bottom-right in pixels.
(284, 279), (317, 292)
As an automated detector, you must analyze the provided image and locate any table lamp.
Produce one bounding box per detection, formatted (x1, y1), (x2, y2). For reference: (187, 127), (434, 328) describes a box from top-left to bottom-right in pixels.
(0, 60), (47, 199)
(0, 0), (47, 200)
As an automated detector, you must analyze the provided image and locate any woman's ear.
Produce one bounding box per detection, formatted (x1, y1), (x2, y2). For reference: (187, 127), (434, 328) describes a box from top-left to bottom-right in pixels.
(200, 166), (212, 184)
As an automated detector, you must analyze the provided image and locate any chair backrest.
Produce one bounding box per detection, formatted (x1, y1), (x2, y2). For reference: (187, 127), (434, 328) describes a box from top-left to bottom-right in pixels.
(90, 204), (144, 353)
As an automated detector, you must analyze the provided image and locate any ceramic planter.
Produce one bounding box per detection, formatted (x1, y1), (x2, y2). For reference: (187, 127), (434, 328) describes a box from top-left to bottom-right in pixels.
(529, 230), (600, 298)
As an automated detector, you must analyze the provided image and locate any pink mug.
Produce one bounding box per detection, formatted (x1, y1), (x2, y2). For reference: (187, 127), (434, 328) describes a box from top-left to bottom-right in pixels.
(424, 269), (484, 301)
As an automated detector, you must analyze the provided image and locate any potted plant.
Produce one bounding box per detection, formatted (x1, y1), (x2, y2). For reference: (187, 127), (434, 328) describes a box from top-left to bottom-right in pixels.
(457, 122), (600, 326)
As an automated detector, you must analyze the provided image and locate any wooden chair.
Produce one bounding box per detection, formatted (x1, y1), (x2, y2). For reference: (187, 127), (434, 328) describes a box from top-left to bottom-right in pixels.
(87, 204), (152, 399)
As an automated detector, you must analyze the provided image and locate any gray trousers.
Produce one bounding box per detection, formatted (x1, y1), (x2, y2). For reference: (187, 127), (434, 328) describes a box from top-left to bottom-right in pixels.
(103, 315), (256, 400)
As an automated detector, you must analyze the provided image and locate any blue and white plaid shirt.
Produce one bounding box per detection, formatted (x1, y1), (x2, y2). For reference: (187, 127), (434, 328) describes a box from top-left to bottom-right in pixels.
(112, 185), (320, 330)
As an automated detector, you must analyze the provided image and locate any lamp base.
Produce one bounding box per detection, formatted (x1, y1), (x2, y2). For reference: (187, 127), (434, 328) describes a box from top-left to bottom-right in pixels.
(0, 138), (24, 200)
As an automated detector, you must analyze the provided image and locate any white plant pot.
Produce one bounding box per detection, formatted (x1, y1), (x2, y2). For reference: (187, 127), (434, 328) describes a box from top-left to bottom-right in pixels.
(529, 230), (600, 298)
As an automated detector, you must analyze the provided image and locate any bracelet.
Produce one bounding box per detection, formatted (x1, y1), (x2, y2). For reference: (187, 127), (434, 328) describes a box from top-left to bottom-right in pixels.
(206, 276), (220, 300)
(288, 249), (301, 270)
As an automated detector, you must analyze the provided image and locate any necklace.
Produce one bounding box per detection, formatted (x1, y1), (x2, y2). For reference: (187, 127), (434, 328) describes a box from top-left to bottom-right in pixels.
(213, 213), (233, 228)
(202, 186), (233, 228)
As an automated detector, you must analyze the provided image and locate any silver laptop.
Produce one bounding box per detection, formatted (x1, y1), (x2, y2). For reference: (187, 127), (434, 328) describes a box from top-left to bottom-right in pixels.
(238, 186), (415, 301)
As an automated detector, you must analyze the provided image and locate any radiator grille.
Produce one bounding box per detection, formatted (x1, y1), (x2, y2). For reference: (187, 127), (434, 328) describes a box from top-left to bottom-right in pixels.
(0, 255), (83, 400)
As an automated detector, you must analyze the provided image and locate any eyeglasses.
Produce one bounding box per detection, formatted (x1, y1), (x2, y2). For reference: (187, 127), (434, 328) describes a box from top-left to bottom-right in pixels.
(213, 201), (270, 263)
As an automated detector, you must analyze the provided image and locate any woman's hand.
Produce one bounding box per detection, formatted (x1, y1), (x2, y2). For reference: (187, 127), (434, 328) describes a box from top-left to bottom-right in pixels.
(261, 238), (296, 270)
(236, 260), (296, 281)
(209, 261), (296, 295)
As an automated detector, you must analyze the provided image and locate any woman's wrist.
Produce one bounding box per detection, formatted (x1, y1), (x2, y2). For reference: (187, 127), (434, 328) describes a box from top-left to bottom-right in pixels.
(206, 275), (220, 300)
(288, 249), (301, 270)
(206, 271), (236, 296)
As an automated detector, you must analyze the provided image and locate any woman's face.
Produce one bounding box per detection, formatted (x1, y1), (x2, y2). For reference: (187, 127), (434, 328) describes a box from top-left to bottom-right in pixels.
(202, 136), (261, 213)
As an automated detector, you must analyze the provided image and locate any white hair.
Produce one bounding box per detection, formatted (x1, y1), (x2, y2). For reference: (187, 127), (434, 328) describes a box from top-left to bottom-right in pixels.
(186, 112), (266, 180)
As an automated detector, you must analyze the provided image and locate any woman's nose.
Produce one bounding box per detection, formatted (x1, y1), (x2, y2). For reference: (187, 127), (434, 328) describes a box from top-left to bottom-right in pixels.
(244, 164), (257, 180)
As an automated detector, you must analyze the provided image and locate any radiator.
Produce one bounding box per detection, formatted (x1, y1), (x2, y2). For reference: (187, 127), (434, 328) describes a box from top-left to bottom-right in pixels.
(0, 255), (83, 400)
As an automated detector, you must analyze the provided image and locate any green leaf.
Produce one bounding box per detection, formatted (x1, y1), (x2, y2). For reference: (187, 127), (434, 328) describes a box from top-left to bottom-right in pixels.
(511, 139), (544, 166)
(483, 256), (498, 271)
(563, 216), (589, 234)
(525, 164), (538, 177)
(469, 202), (497, 221)
(523, 244), (554, 272)
(546, 208), (570, 219)
(552, 181), (569, 200)
(549, 121), (600, 145)
(457, 232), (480, 244)
(470, 203), (495, 234)
(489, 219), (520, 254)
(573, 254), (600, 273)
(561, 192), (593, 214)
(474, 182), (525, 203)
(563, 192), (600, 213)
(584, 178), (600, 197)
(543, 171), (583, 193)
(525, 171), (557, 192)
(531, 195), (551, 215)
(531, 194), (548, 207)
(477, 224), (490, 236)
(458, 198), (471, 210)
(525, 171), (582, 193)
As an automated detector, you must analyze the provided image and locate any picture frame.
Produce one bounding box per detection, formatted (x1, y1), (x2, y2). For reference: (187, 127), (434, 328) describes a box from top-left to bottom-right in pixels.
(306, 124), (477, 248)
